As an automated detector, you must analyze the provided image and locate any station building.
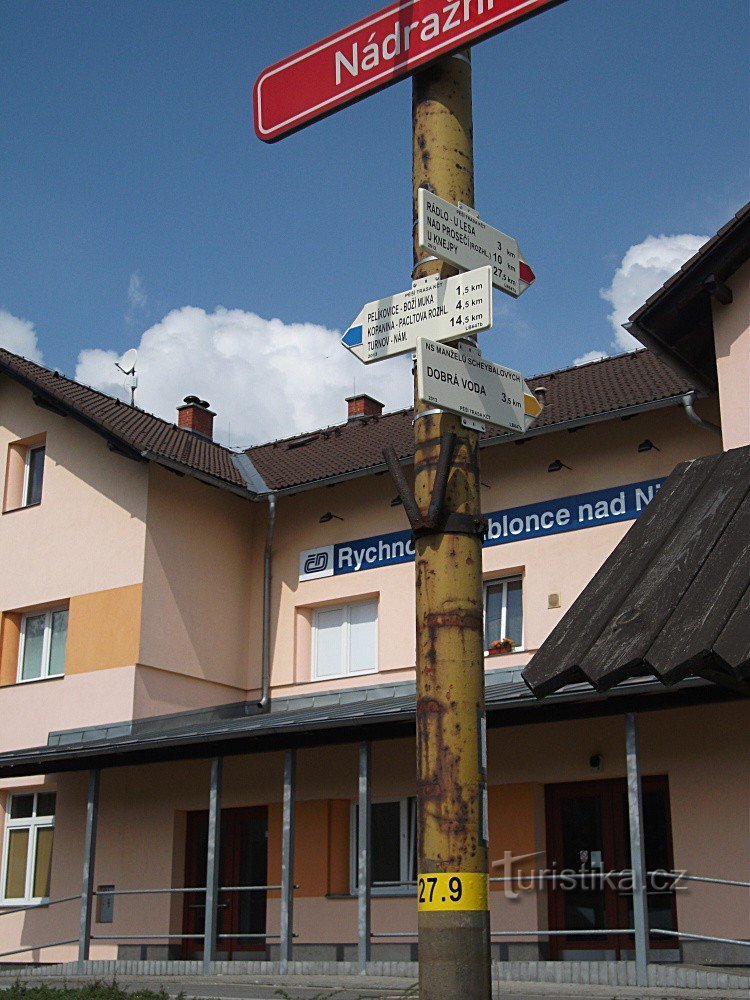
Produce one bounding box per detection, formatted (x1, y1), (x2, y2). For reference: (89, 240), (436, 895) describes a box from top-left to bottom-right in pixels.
(0, 205), (747, 973)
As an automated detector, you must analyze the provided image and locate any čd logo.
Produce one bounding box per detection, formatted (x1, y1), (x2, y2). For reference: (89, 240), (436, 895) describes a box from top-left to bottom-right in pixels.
(304, 551), (329, 575)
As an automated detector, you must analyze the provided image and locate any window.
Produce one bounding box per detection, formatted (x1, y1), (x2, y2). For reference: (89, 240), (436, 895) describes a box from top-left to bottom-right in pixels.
(312, 600), (377, 679)
(3, 436), (46, 513)
(18, 609), (68, 682)
(484, 577), (523, 652)
(1, 792), (56, 903)
(23, 446), (45, 507)
(351, 797), (416, 894)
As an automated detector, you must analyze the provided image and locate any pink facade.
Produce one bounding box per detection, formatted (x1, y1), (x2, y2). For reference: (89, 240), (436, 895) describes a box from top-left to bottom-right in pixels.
(0, 215), (748, 971)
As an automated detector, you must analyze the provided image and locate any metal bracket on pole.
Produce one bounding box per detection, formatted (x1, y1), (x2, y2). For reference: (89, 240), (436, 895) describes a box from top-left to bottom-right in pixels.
(383, 438), (488, 540)
(77, 769), (100, 973)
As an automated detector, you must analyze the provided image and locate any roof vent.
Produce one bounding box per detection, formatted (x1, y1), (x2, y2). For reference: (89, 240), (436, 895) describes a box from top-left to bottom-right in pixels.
(346, 394), (384, 421)
(177, 396), (215, 439)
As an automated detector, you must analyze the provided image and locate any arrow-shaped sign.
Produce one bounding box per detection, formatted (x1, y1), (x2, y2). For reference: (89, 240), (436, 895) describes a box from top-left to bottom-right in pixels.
(418, 189), (535, 298)
(416, 338), (544, 433)
(341, 266), (493, 364)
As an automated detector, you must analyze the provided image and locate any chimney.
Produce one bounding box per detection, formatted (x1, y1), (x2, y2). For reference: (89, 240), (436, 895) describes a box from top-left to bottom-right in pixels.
(346, 394), (384, 421)
(177, 395), (215, 439)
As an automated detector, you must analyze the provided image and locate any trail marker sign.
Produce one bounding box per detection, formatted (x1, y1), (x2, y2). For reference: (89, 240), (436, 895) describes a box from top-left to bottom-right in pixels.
(341, 266), (492, 364)
(418, 189), (535, 296)
(254, 0), (566, 142)
(417, 338), (542, 432)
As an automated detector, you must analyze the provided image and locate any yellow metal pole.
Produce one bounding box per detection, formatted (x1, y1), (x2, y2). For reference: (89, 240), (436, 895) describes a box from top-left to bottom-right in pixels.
(412, 51), (491, 1000)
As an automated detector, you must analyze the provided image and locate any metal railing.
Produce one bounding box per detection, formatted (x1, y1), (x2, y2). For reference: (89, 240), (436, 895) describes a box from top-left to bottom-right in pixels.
(1, 869), (747, 968)
(369, 870), (750, 949)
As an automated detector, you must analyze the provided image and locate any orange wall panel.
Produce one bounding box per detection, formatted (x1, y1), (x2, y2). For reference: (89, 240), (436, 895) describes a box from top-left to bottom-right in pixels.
(267, 799), (333, 898)
(0, 612), (21, 686)
(65, 584), (142, 675)
(327, 799), (351, 895)
(488, 782), (542, 888)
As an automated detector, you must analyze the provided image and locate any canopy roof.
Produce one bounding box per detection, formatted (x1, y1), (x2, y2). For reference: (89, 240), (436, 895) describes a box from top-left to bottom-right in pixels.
(523, 446), (750, 698)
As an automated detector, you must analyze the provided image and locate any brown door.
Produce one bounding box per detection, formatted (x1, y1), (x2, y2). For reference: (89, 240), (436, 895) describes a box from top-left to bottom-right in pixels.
(182, 806), (268, 959)
(545, 777), (677, 959)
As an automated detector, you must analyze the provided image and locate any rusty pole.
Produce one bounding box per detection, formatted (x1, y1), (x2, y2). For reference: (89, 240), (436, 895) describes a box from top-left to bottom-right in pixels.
(412, 51), (492, 1000)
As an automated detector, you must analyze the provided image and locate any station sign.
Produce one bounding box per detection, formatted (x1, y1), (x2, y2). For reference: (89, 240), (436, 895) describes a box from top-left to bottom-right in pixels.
(254, 0), (566, 142)
(417, 338), (533, 432)
(299, 478), (665, 580)
(418, 189), (535, 297)
(341, 266), (492, 364)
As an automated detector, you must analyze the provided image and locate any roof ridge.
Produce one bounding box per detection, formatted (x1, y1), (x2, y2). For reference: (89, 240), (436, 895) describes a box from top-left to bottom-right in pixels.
(244, 349), (652, 453)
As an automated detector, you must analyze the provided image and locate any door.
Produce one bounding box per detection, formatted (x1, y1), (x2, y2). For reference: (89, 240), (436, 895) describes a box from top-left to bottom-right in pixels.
(545, 777), (677, 959)
(182, 806), (268, 959)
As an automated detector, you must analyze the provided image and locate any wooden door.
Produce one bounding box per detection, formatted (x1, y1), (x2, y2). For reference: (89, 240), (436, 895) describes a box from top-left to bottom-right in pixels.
(545, 777), (676, 958)
(182, 806), (268, 959)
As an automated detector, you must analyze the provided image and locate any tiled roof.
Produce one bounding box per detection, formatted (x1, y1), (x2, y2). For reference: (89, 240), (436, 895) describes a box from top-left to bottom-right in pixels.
(0, 349), (246, 491)
(524, 446), (750, 697)
(245, 350), (695, 491)
(1, 347), (695, 496)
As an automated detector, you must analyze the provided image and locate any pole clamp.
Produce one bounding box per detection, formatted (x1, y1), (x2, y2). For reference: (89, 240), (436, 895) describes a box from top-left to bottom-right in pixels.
(382, 439), (486, 542)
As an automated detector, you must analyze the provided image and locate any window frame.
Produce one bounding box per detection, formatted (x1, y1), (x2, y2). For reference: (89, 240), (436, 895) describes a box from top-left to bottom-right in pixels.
(1, 792), (56, 906)
(22, 445), (45, 508)
(349, 796), (416, 897)
(311, 599), (378, 681)
(17, 607), (68, 683)
(483, 575), (524, 654)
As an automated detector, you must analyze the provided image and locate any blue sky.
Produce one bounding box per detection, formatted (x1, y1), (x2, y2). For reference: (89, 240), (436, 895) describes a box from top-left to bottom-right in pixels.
(1, 0), (747, 444)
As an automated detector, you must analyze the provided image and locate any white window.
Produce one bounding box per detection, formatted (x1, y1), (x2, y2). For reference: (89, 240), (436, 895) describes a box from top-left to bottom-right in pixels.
(312, 600), (377, 679)
(1, 792), (56, 904)
(18, 608), (68, 682)
(351, 797), (416, 895)
(23, 445), (45, 507)
(484, 576), (523, 652)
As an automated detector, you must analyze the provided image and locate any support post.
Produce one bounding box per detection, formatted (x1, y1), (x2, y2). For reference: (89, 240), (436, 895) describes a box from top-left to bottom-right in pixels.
(203, 756), (223, 974)
(280, 748), (296, 972)
(77, 768), (100, 972)
(357, 740), (371, 974)
(626, 713), (649, 987)
(412, 52), (492, 1000)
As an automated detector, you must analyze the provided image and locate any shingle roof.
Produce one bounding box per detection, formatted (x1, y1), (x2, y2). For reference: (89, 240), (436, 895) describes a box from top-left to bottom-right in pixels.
(1, 347), (696, 496)
(523, 446), (750, 698)
(0, 349), (246, 492)
(245, 350), (695, 491)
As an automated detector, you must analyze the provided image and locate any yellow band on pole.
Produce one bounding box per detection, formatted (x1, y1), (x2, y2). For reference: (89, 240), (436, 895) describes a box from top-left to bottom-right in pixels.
(417, 872), (489, 912)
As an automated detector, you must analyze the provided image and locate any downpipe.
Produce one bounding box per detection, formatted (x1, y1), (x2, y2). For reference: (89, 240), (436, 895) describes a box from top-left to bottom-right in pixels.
(682, 391), (722, 437)
(258, 491), (276, 712)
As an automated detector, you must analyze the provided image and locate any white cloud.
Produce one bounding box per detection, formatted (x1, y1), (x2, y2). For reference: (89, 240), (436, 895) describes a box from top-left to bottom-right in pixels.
(601, 234), (707, 351)
(0, 310), (43, 362)
(573, 349), (609, 366)
(126, 272), (148, 322)
(75, 306), (413, 446)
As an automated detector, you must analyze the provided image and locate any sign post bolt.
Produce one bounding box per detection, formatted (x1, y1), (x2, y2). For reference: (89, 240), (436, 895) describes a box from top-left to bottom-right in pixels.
(412, 51), (492, 1000)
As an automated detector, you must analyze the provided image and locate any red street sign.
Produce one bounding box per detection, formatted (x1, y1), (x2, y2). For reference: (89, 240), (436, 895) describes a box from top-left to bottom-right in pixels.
(254, 0), (564, 142)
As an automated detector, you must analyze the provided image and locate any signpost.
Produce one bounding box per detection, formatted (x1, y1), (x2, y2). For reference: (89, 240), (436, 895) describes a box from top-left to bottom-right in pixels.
(254, 0), (565, 995)
(341, 266), (492, 363)
(254, 0), (564, 141)
(418, 189), (536, 297)
(417, 339), (541, 432)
